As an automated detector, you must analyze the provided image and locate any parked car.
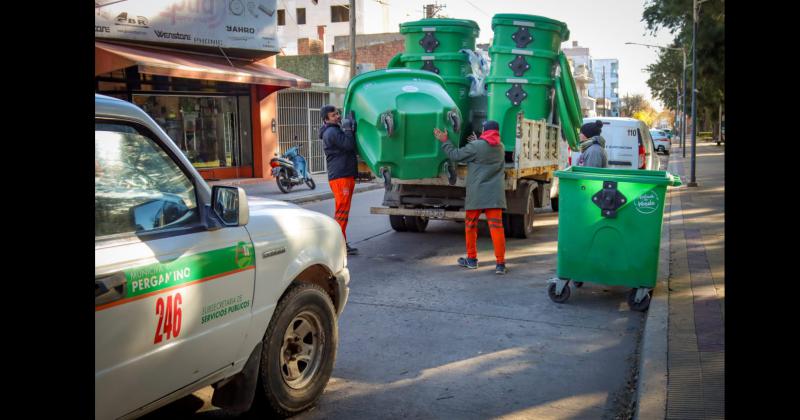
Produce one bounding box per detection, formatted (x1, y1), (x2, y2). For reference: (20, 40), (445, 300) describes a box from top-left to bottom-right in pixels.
(552, 117), (657, 211)
(650, 129), (671, 155)
(661, 128), (673, 139)
(95, 94), (349, 420)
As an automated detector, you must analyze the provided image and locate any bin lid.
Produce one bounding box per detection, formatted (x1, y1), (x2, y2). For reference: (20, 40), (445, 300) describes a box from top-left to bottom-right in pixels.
(485, 75), (555, 85)
(400, 18), (480, 32)
(344, 68), (448, 111)
(555, 166), (683, 186)
(400, 52), (470, 62)
(491, 14), (569, 39)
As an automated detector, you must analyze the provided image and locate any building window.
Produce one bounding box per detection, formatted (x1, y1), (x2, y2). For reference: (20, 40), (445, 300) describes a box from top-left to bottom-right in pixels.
(278, 9), (285, 26)
(331, 5), (349, 23)
(131, 94), (251, 170)
(297, 8), (306, 25)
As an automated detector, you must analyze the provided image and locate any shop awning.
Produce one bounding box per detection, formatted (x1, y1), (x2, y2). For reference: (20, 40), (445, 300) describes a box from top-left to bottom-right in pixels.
(95, 41), (311, 99)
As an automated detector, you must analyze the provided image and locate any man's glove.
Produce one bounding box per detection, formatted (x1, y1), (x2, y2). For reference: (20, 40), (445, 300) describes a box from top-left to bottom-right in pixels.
(342, 117), (356, 133)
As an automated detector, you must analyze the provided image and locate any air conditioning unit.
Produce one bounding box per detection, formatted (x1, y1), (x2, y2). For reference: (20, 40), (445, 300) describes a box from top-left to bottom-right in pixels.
(356, 63), (375, 74)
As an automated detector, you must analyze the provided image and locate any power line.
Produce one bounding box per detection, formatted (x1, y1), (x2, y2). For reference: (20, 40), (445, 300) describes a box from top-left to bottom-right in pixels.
(462, 0), (490, 17)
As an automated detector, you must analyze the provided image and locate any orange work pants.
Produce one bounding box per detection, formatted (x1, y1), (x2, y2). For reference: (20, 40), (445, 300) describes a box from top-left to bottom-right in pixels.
(330, 177), (356, 241)
(465, 208), (506, 264)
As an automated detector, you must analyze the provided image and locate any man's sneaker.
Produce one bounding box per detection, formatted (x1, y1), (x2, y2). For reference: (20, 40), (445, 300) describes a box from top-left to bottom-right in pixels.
(457, 257), (478, 269)
(495, 263), (507, 275)
(346, 243), (359, 255)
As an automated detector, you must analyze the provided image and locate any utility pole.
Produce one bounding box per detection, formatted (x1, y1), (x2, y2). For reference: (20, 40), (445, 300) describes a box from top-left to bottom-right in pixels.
(688, 0), (707, 187)
(423, 2), (445, 18)
(349, 0), (356, 78)
(602, 66), (606, 117)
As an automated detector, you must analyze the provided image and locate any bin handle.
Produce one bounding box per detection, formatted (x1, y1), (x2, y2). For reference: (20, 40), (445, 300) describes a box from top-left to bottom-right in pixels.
(447, 110), (461, 133)
(382, 111), (395, 136)
(667, 172), (683, 187)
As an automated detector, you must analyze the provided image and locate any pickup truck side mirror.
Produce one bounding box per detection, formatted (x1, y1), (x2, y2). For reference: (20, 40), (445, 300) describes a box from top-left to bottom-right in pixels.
(211, 186), (249, 227)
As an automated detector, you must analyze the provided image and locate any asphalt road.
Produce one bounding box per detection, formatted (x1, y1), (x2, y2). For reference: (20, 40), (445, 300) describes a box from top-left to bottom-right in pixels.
(143, 156), (677, 419)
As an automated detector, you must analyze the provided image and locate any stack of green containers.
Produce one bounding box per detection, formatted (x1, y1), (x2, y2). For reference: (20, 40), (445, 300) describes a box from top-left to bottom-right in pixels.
(398, 18), (480, 142)
(486, 14), (570, 151)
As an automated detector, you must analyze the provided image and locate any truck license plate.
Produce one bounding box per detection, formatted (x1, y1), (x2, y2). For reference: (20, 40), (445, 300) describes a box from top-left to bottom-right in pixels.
(419, 209), (445, 218)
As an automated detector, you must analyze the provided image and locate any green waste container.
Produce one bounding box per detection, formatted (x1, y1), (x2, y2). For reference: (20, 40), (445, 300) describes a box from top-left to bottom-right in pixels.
(343, 69), (462, 181)
(486, 75), (554, 151)
(487, 45), (558, 80)
(490, 14), (569, 54)
(550, 166), (682, 311)
(400, 53), (472, 132)
(399, 18), (480, 54)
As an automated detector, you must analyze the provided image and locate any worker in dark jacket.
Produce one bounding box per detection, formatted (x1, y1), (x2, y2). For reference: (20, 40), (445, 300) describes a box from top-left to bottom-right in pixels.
(433, 120), (508, 275)
(320, 104), (359, 255)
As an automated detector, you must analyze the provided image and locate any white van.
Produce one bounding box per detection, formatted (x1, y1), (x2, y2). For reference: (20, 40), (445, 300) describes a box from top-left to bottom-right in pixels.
(550, 117), (657, 211)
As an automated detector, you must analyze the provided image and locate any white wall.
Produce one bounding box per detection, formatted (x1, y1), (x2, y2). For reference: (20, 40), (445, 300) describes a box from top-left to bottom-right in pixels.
(276, 0), (390, 54)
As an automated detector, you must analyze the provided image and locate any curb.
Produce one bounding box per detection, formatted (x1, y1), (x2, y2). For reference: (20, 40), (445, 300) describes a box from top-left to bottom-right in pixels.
(634, 155), (675, 419)
(285, 182), (384, 205)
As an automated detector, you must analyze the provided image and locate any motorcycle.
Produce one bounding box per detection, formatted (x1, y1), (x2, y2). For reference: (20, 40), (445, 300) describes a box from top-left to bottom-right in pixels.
(270, 146), (316, 193)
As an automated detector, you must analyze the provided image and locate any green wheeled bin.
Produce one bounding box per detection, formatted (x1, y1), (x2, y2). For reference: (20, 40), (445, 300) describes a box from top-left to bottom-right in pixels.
(343, 69), (462, 181)
(549, 167), (682, 311)
(399, 18), (480, 54)
(486, 14), (570, 151)
(486, 75), (555, 151)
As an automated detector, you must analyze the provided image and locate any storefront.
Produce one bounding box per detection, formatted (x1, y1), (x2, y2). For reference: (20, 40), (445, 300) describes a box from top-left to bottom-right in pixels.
(94, 1), (309, 180)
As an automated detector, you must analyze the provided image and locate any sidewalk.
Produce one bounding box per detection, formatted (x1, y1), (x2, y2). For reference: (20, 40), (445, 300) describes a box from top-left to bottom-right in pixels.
(207, 172), (384, 204)
(636, 139), (725, 419)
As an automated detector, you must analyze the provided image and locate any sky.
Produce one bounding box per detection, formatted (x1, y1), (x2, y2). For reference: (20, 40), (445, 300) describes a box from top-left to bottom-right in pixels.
(376, 0), (678, 112)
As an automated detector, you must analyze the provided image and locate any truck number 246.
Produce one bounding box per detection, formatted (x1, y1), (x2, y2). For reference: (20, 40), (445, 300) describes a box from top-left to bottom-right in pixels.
(154, 293), (183, 344)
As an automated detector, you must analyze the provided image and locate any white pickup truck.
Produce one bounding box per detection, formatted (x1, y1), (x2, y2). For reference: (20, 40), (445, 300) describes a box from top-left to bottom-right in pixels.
(95, 94), (349, 419)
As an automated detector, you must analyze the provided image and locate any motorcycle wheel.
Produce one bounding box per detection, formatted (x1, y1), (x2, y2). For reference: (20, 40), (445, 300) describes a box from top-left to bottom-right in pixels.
(305, 177), (316, 190)
(276, 170), (293, 193)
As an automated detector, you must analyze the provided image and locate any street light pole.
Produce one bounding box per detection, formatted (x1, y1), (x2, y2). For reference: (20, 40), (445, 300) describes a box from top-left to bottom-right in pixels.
(688, 0), (707, 187)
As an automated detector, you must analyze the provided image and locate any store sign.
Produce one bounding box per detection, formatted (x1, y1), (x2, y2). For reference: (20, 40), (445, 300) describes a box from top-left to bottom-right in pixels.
(95, 0), (278, 53)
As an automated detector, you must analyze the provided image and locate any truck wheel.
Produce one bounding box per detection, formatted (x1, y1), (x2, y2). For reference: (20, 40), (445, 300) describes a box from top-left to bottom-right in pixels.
(510, 188), (536, 239)
(389, 215), (407, 232)
(502, 213), (513, 238)
(550, 197), (559, 212)
(252, 283), (337, 417)
(404, 216), (428, 233)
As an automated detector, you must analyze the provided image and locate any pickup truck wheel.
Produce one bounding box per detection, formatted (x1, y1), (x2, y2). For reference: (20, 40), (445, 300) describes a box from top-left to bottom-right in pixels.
(389, 215), (407, 232)
(404, 216), (428, 233)
(252, 283), (337, 417)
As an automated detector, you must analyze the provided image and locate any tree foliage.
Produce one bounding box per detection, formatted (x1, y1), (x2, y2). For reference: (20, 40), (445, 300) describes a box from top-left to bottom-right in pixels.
(620, 94), (653, 118)
(642, 0), (724, 132)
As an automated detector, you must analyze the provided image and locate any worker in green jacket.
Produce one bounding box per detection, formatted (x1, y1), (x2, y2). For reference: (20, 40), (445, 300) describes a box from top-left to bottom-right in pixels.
(433, 120), (508, 275)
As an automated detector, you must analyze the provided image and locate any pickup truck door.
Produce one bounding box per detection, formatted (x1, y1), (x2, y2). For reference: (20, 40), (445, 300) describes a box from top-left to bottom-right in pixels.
(94, 120), (255, 419)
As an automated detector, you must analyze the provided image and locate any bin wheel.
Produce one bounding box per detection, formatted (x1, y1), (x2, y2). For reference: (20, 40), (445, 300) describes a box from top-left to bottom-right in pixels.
(574, 282), (583, 288)
(547, 282), (571, 304)
(389, 215), (407, 232)
(627, 288), (652, 312)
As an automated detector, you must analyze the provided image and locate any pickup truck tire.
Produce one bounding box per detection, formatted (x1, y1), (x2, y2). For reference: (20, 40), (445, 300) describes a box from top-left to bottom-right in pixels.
(404, 216), (428, 233)
(389, 215), (407, 232)
(252, 283), (338, 417)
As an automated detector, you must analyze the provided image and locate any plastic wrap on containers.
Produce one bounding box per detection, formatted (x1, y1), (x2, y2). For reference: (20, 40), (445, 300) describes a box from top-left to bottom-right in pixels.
(461, 49), (490, 97)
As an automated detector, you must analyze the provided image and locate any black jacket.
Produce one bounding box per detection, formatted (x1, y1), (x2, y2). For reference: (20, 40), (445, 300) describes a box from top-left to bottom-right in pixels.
(320, 122), (358, 180)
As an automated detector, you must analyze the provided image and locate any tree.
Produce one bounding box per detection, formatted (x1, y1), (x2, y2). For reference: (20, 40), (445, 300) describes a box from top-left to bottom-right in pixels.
(642, 0), (724, 135)
(620, 94), (651, 117)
